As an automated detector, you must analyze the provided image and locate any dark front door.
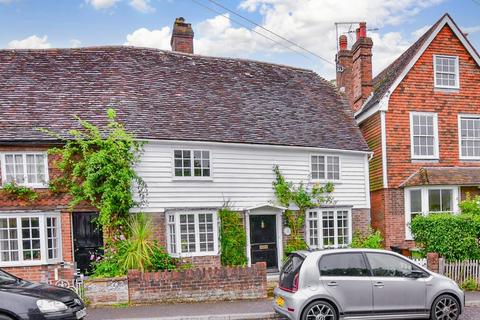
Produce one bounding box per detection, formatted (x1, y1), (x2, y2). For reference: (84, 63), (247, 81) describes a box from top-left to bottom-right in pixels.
(73, 212), (103, 274)
(250, 215), (278, 271)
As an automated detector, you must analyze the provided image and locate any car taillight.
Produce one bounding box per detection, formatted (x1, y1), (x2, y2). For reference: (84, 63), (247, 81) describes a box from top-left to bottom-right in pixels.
(292, 273), (299, 292)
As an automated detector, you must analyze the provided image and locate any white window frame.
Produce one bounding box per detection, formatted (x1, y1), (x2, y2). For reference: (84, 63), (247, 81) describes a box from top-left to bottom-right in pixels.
(0, 152), (49, 188)
(405, 186), (459, 240)
(433, 55), (460, 89)
(458, 114), (480, 160)
(305, 207), (352, 249)
(0, 212), (62, 267)
(310, 154), (341, 182)
(172, 149), (212, 180)
(165, 210), (219, 257)
(409, 112), (440, 160)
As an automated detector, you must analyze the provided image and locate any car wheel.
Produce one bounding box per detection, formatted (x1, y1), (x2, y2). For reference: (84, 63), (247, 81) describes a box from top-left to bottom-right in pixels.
(302, 300), (337, 320)
(431, 294), (460, 320)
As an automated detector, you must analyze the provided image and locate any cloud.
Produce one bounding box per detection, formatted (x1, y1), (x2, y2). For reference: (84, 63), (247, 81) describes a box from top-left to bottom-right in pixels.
(411, 25), (431, 38)
(8, 35), (51, 49)
(463, 25), (480, 35)
(124, 27), (171, 49)
(0, 0), (13, 4)
(129, 0), (154, 13)
(86, 0), (119, 10)
(70, 39), (82, 48)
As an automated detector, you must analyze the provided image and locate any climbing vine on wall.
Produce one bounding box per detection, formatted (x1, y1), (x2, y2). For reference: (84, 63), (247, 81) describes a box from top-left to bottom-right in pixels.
(219, 207), (247, 266)
(44, 108), (147, 234)
(272, 165), (334, 254)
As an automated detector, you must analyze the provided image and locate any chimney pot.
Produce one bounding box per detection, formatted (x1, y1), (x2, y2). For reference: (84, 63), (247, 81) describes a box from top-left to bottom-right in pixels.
(339, 35), (348, 50)
(359, 22), (367, 38)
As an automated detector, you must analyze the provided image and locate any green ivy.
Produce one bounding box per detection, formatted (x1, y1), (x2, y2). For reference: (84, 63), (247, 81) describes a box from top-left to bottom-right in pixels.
(1, 182), (39, 202)
(219, 207), (247, 266)
(459, 194), (480, 215)
(410, 213), (480, 261)
(272, 165), (334, 255)
(43, 108), (147, 232)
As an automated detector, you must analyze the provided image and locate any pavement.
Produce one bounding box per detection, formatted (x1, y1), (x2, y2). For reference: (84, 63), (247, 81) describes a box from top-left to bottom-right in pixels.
(86, 292), (480, 320)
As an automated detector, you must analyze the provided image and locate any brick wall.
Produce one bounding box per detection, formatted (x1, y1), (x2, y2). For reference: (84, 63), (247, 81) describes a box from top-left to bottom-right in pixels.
(84, 277), (129, 306)
(460, 186), (480, 201)
(128, 262), (267, 304)
(385, 25), (480, 188)
(352, 208), (371, 236)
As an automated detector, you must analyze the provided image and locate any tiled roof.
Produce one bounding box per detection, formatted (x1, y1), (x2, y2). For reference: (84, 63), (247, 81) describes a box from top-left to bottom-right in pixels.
(0, 46), (369, 152)
(401, 167), (480, 187)
(357, 15), (445, 116)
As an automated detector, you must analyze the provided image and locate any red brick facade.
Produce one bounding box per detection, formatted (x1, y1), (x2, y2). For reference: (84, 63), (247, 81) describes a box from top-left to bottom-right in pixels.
(352, 19), (480, 250)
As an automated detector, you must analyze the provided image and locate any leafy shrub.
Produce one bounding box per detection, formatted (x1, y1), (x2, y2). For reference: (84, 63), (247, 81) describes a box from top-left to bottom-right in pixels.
(350, 228), (383, 249)
(460, 278), (478, 291)
(219, 208), (247, 266)
(459, 194), (480, 216)
(150, 243), (177, 271)
(410, 213), (480, 261)
(2, 182), (38, 201)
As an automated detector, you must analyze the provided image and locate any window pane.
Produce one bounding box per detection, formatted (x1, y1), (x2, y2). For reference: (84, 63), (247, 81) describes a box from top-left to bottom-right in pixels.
(322, 211), (335, 248)
(198, 213), (215, 252)
(179, 214), (196, 253)
(435, 56), (457, 88)
(460, 117), (480, 158)
(0, 218), (19, 262)
(311, 156), (325, 180)
(410, 190), (422, 213)
(46, 217), (58, 260)
(319, 253), (369, 277)
(21, 217), (41, 261)
(411, 114), (436, 157)
(367, 253), (416, 278)
(428, 190), (441, 212)
(441, 189), (452, 212)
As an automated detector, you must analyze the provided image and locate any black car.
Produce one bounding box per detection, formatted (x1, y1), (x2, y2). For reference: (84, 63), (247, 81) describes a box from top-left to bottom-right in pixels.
(0, 269), (86, 320)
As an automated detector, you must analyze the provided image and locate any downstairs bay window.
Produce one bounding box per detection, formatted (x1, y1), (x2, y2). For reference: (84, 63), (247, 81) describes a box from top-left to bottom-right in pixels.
(405, 186), (459, 239)
(305, 208), (352, 249)
(0, 212), (62, 267)
(166, 211), (219, 257)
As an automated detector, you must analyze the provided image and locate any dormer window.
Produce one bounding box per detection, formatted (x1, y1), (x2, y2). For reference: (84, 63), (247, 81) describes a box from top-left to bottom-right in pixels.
(434, 55), (459, 89)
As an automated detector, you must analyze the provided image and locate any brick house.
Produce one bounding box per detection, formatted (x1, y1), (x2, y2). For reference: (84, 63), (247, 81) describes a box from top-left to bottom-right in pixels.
(336, 14), (480, 251)
(0, 17), (371, 281)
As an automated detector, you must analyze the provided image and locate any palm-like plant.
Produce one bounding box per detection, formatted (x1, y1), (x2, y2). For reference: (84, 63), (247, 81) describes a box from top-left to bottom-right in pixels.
(119, 213), (155, 272)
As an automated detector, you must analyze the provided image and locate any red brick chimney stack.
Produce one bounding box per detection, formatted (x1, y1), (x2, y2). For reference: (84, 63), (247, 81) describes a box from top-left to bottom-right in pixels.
(336, 35), (353, 104)
(171, 17), (194, 54)
(351, 21), (373, 112)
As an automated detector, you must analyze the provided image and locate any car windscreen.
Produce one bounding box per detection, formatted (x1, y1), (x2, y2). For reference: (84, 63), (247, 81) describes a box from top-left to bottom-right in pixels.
(0, 269), (18, 284)
(279, 253), (304, 291)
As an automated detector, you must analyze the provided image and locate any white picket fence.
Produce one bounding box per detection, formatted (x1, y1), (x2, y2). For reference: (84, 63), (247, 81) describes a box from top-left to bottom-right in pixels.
(410, 258), (427, 268)
(439, 259), (480, 284)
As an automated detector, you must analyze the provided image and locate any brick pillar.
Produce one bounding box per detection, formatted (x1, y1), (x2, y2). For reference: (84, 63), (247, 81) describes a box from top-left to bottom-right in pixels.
(427, 252), (439, 273)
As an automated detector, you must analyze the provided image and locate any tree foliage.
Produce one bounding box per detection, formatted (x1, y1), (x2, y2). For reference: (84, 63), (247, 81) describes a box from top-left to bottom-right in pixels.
(219, 207), (247, 266)
(350, 228), (383, 249)
(46, 108), (147, 231)
(272, 165), (334, 254)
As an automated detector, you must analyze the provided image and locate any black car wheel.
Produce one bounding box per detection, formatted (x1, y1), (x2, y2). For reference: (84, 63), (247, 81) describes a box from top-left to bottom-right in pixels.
(431, 294), (460, 320)
(302, 300), (337, 320)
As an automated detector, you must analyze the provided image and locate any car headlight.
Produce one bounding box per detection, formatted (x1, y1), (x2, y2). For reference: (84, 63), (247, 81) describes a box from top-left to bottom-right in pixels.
(36, 299), (68, 313)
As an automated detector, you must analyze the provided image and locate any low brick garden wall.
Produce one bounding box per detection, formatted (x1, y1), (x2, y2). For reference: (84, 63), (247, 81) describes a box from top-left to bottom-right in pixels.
(83, 262), (267, 306)
(84, 277), (129, 306)
(128, 262), (267, 304)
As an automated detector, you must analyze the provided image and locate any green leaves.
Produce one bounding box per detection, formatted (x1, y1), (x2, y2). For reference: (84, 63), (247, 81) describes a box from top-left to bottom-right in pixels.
(219, 208), (247, 266)
(2, 182), (39, 202)
(350, 228), (383, 249)
(411, 213), (480, 261)
(46, 108), (147, 231)
(272, 165), (335, 255)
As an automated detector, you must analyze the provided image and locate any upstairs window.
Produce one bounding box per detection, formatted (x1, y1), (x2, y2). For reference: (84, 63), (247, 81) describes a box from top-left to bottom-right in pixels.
(174, 150), (210, 178)
(311, 155), (340, 180)
(459, 115), (480, 159)
(1, 153), (48, 188)
(410, 112), (439, 159)
(434, 55), (459, 89)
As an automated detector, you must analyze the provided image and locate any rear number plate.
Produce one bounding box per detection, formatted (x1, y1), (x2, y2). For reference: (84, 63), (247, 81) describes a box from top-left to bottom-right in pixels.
(276, 296), (285, 308)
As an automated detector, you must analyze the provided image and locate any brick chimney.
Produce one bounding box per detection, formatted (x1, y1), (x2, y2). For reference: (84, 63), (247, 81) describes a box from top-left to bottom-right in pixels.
(351, 22), (373, 112)
(171, 17), (194, 54)
(336, 35), (354, 105)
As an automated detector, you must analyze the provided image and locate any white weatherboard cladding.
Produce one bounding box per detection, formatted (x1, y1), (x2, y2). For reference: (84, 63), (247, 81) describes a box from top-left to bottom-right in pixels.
(135, 141), (370, 211)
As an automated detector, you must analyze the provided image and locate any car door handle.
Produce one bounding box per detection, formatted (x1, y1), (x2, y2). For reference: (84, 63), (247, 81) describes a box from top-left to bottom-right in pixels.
(374, 282), (384, 288)
(326, 281), (338, 287)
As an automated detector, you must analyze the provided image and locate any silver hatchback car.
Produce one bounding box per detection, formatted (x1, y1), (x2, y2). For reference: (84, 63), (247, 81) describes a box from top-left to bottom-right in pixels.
(274, 249), (464, 320)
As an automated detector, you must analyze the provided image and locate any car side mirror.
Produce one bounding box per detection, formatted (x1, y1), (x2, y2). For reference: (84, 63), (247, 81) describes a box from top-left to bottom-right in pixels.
(408, 269), (426, 279)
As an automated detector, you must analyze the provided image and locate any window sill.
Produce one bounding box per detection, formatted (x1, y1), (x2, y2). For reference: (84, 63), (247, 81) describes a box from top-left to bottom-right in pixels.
(171, 177), (213, 182)
(310, 179), (342, 184)
(169, 252), (219, 258)
(1, 183), (49, 189)
(434, 87), (460, 93)
(0, 259), (62, 268)
(411, 158), (439, 163)
(460, 158), (480, 162)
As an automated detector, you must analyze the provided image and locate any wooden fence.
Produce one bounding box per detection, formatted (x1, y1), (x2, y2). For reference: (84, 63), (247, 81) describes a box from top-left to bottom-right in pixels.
(439, 259), (480, 284)
(410, 258), (427, 268)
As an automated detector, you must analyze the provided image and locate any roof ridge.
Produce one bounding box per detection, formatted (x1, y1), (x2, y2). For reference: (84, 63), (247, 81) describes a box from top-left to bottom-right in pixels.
(0, 44), (318, 75)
